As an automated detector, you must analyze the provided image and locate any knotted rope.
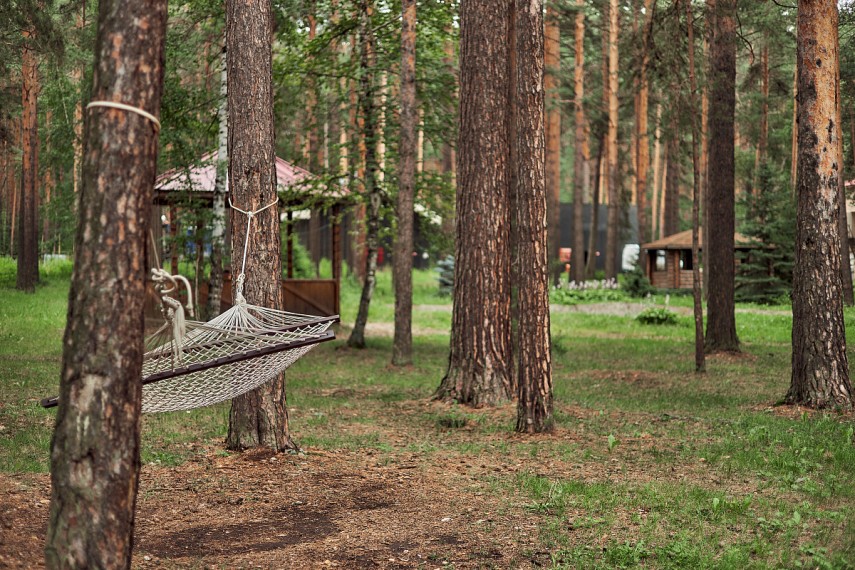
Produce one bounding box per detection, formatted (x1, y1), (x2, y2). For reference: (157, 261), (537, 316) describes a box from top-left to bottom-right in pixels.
(228, 196), (278, 304)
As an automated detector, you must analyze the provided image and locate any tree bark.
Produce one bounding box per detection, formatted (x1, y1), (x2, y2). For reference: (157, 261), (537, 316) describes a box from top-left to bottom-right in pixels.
(45, 0), (167, 566)
(788, 0), (853, 409)
(704, 0), (739, 353)
(571, 0), (587, 283)
(225, 0), (296, 451)
(207, 42), (227, 320)
(585, 137), (604, 278)
(347, 1), (381, 350)
(17, 31), (39, 292)
(651, 103), (662, 241)
(685, 0), (705, 372)
(392, 0), (416, 366)
(545, 2), (561, 285)
(753, 44), (769, 193)
(514, 0), (552, 433)
(664, 116), (681, 237)
(436, 0), (513, 406)
(835, 36), (853, 306)
(605, 0), (619, 280)
(635, 0), (653, 246)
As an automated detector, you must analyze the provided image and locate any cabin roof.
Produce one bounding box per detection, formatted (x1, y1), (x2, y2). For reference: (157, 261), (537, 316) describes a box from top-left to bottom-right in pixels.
(642, 229), (753, 251)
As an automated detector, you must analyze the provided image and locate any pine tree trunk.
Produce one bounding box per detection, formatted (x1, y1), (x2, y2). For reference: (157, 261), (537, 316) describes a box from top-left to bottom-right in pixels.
(72, 10), (84, 196)
(605, 0), (619, 280)
(207, 42), (227, 320)
(348, 1), (381, 350)
(685, 0), (705, 373)
(392, 0), (416, 366)
(651, 104), (662, 241)
(225, 0), (296, 451)
(436, 0), (513, 406)
(664, 120), (680, 236)
(701, 38), (710, 298)
(788, 0), (852, 409)
(635, 0), (653, 246)
(45, 0), (167, 566)
(835, 42), (854, 306)
(585, 138), (604, 278)
(753, 44), (769, 192)
(704, 0), (739, 353)
(545, 2), (561, 286)
(17, 33), (39, 292)
(514, 0), (552, 433)
(571, 0), (587, 283)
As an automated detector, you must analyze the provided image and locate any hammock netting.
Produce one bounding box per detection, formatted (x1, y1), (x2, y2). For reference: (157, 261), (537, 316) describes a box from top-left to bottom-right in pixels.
(141, 304), (336, 413)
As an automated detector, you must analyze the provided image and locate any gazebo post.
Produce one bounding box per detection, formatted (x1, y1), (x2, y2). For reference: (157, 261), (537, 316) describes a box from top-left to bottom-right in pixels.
(286, 209), (294, 279)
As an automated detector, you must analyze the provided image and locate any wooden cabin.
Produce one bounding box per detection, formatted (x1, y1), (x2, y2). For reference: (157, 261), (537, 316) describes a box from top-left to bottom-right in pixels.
(641, 229), (752, 290)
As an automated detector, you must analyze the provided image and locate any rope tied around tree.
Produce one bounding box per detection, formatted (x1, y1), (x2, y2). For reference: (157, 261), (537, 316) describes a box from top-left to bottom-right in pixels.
(228, 196), (278, 304)
(86, 101), (162, 132)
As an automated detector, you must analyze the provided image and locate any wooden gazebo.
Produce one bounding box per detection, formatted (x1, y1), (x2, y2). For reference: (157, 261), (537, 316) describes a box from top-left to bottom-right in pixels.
(151, 152), (352, 317)
(641, 229), (752, 290)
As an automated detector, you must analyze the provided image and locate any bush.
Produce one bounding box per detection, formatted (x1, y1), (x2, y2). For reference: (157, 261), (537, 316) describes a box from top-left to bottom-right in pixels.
(551, 278), (626, 305)
(436, 256), (454, 296)
(635, 307), (678, 325)
(620, 266), (654, 298)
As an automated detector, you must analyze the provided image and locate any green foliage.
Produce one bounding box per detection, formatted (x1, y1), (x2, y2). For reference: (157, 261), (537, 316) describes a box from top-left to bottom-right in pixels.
(735, 163), (796, 305)
(551, 280), (626, 305)
(635, 307), (678, 326)
(620, 265), (654, 298)
(435, 255), (454, 296)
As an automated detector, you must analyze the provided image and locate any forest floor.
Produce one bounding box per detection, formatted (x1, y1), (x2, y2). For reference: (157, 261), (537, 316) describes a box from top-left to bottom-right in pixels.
(1, 264), (855, 568)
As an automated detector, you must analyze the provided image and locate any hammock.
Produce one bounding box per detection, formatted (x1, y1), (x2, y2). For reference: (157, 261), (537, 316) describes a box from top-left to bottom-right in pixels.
(42, 198), (337, 413)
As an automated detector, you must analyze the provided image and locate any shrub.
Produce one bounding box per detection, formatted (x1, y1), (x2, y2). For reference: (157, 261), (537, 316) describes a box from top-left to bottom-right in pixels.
(620, 265), (654, 298)
(436, 256), (454, 296)
(551, 278), (626, 305)
(635, 307), (678, 325)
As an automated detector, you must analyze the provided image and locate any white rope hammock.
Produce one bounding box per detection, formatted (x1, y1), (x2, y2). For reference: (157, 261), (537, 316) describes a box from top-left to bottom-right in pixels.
(43, 197), (337, 413)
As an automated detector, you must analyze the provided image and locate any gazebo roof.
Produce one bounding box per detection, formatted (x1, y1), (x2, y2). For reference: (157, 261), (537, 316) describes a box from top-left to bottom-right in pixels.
(642, 229), (753, 251)
(153, 151), (350, 206)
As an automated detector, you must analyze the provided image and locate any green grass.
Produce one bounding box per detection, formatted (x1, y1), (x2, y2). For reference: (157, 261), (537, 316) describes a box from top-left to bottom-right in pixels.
(1, 257), (854, 567)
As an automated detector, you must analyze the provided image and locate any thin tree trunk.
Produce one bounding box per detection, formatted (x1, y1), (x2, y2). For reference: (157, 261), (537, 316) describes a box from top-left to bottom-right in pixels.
(704, 0), (739, 353)
(791, 63), (798, 190)
(788, 0), (852, 409)
(659, 146), (668, 239)
(514, 0), (552, 433)
(436, 0), (513, 406)
(572, 0), (587, 283)
(651, 103), (662, 241)
(208, 42), (227, 319)
(753, 44), (769, 193)
(685, 0), (705, 372)
(664, 120), (680, 236)
(585, 138), (604, 278)
(836, 42), (854, 306)
(225, 0), (296, 451)
(17, 32), (39, 292)
(392, 0), (416, 365)
(701, 37), (710, 298)
(635, 0), (653, 246)
(45, 0), (167, 565)
(605, 0), (619, 279)
(348, 1), (382, 350)
(545, 1), (561, 286)
(72, 10), (84, 195)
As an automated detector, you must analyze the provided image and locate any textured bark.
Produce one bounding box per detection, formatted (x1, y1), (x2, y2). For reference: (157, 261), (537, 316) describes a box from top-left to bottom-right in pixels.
(685, 0), (705, 372)
(635, 0), (653, 246)
(788, 0), (853, 409)
(704, 0), (739, 353)
(45, 0), (167, 566)
(208, 43), (227, 320)
(436, 0), (513, 407)
(226, 0), (296, 451)
(571, 0), (587, 283)
(17, 33), (39, 292)
(347, 1), (381, 350)
(701, 38), (710, 297)
(545, 2), (561, 285)
(514, 0), (552, 433)
(791, 64), (799, 189)
(72, 11), (84, 196)
(392, 0), (416, 366)
(604, 0), (619, 279)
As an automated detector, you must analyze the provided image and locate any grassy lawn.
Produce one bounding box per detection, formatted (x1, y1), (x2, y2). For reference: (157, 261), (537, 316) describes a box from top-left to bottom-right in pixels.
(1, 256), (854, 568)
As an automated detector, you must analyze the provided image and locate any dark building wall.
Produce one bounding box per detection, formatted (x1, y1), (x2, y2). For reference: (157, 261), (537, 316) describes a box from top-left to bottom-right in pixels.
(559, 203), (638, 276)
